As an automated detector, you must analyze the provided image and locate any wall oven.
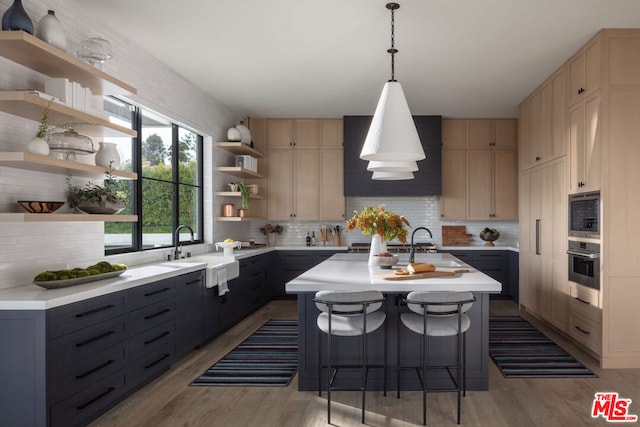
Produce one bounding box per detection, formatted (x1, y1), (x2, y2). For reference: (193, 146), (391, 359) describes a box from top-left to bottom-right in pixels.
(567, 240), (600, 290)
(569, 191), (600, 238)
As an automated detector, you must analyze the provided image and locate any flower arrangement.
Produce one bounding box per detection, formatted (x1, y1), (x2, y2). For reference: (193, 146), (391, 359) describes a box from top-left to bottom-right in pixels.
(260, 223), (284, 235)
(346, 205), (411, 244)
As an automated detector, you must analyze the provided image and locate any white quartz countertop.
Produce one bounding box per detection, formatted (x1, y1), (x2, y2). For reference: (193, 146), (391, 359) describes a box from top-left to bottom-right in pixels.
(286, 253), (502, 293)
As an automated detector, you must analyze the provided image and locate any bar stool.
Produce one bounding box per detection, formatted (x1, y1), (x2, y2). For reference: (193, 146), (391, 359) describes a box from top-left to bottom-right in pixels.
(397, 291), (476, 425)
(314, 290), (387, 424)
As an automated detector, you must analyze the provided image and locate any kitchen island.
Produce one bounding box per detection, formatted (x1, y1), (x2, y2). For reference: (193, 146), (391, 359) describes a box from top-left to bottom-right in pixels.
(286, 253), (502, 391)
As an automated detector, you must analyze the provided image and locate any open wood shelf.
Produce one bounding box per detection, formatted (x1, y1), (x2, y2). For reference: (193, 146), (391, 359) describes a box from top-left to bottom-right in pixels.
(0, 213), (137, 222)
(0, 152), (137, 179)
(214, 166), (263, 178)
(0, 91), (137, 138)
(214, 191), (264, 200)
(215, 142), (263, 158)
(215, 216), (265, 222)
(0, 31), (136, 96)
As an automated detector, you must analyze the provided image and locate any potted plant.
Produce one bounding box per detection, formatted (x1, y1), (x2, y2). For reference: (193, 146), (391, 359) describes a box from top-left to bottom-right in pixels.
(234, 182), (250, 217)
(67, 162), (128, 214)
(260, 223), (284, 246)
(479, 227), (500, 246)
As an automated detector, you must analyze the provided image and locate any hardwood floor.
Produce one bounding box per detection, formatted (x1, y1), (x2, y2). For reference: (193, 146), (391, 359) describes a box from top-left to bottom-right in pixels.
(90, 299), (640, 426)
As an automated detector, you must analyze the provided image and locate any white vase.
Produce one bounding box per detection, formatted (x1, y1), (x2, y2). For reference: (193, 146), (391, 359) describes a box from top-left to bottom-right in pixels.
(368, 234), (388, 265)
(95, 142), (121, 169)
(227, 127), (241, 141)
(36, 10), (66, 51)
(236, 121), (252, 145)
(25, 136), (49, 155)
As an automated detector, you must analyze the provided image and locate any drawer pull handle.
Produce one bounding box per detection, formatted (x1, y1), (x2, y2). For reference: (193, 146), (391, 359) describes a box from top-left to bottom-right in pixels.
(575, 297), (591, 305)
(144, 331), (171, 345)
(185, 279), (201, 285)
(575, 326), (591, 335)
(145, 353), (171, 369)
(144, 287), (171, 297)
(76, 330), (115, 347)
(144, 308), (171, 320)
(75, 304), (115, 318)
(76, 387), (116, 410)
(76, 359), (115, 379)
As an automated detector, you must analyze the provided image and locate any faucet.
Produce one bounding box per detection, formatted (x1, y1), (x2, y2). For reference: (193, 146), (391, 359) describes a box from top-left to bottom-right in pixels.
(409, 227), (433, 264)
(174, 224), (195, 260)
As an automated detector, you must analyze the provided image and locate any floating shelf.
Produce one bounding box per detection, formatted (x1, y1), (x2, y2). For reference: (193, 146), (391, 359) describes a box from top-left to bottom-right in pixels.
(0, 91), (137, 138)
(0, 152), (137, 179)
(0, 31), (136, 96)
(0, 213), (137, 222)
(215, 191), (264, 200)
(215, 142), (263, 158)
(214, 167), (263, 178)
(215, 216), (264, 222)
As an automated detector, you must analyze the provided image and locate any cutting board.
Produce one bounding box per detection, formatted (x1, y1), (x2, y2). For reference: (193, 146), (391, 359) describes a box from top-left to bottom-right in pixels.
(379, 269), (468, 281)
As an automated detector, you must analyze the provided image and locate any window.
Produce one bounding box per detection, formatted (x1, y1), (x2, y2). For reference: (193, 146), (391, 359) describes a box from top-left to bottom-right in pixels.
(104, 98), (204, 254)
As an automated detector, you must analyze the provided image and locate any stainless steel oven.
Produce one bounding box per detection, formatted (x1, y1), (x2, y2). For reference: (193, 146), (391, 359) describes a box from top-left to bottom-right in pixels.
(567, 241), (600, 290)
(569, 191), (600, 238)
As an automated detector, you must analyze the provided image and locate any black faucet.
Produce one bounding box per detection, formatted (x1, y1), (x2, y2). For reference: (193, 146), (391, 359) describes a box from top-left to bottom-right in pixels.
(409, 227), (433, 264)
(174, 224), (195, 260)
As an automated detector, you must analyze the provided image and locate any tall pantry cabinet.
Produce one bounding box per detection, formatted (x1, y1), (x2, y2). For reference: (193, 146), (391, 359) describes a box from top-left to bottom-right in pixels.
(519, 29), (640, 368)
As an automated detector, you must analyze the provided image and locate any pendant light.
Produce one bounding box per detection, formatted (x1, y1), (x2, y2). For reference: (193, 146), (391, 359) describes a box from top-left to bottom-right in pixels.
(372, 171), (415, 180)
(367, 160), (418, 172)
(360, 2), (425, 170)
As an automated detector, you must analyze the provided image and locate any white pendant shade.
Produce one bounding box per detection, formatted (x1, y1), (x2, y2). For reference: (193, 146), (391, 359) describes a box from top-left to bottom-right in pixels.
(371, 171), (415, 180)
(360, 81), (425, 162)
(367, 160), (418, 172)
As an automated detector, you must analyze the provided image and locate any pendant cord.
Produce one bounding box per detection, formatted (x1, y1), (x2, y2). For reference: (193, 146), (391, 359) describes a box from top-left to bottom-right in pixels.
(387, 4), (398, 82)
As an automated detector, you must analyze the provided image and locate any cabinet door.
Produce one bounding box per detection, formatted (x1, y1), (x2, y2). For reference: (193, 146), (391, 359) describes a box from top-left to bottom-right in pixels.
(439, 149), (466, 220)
(441, 119), (467, 149)
(294, 150), (319, 220)
(467, 149), (492, 220)
(267, 149), (294, 220)
(493, 149), (518, 220)
(267, 119), (293, 149)
(467, 119), (492, 148)
(538, 81), (553, 160)
(568, 102), (584, 191)
(551, 66), (568, 158)
(569, 93), (601, 192)
(518, 101), (531, 170)
(319, 149), (345, 220)
(493, 119), (517, 149)
(569, 51), (585, 105)
(294, 119), (319, 149)
(319, 119), (343, 149)
(175, 271), (204, 358)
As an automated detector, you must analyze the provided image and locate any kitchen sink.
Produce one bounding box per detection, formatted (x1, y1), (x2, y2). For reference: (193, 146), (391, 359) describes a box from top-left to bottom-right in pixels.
(167, 254), (239, 287)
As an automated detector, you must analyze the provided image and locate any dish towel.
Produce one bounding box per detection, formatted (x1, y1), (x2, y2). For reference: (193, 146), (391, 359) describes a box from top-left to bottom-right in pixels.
(217, 268), (229, 297)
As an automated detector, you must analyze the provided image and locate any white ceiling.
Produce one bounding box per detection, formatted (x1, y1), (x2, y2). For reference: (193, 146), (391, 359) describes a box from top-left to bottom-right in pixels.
(73, 0), (640, 119)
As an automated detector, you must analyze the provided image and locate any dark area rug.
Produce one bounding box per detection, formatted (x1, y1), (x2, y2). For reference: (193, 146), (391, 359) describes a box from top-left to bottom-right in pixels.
(192, 319), (298, 387)
(489, 316), (597, 378)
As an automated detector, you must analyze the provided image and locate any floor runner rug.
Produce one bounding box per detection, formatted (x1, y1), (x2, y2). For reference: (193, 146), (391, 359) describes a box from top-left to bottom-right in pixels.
(192, 319), (298, 387)
(489, 316), (597, 378)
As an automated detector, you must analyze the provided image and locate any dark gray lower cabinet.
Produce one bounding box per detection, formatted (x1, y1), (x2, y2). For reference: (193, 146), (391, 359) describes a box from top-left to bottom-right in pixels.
(275, 250), (346, 297)
(441, 249), (513, 298)
(175, 270), (205, 359)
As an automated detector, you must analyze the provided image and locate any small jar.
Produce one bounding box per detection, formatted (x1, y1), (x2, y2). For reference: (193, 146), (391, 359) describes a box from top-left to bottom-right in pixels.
(222, 203), (235, 217)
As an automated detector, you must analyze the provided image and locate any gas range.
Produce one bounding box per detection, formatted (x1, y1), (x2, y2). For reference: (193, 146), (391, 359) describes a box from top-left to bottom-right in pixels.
(348, 242), (438, 254)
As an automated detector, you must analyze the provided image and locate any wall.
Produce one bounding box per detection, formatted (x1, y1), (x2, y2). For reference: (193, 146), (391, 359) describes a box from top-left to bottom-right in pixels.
(0, 0), (243, 289)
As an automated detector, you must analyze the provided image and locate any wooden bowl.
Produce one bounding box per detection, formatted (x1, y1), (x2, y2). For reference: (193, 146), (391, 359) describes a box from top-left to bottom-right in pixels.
(18, 201), (65, 214)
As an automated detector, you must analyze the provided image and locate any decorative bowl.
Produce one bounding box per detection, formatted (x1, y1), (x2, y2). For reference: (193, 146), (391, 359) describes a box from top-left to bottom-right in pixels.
(18, 201), (65, 213)
(372, 253), (400, 269)
(75, 200), (125, 214)
(479, 228), (500, 246)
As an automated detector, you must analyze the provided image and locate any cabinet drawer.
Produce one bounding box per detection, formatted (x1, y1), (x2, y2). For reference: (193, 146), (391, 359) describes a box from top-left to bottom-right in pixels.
(129, 278), (176, 311)
(129, 320), (176, 361)
(568, 311), (602, 355)
(569, 282), (601, 310)
(473, 251), (508, 265)
(129, 299), (176, 336)
(49, 316), (128, 370)
(48, 292), (127, 339)
(50, 343), (127, 405)
(127, 342), (175, 390)
(50, 371), (127, 427)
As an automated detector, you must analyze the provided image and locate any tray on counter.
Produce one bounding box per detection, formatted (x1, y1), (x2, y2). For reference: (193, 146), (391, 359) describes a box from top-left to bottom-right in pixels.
(33, 270), (126, 289)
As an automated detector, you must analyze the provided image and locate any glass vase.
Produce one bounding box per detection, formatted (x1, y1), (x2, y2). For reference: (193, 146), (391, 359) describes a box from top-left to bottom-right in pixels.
(2, 0), (33, 34)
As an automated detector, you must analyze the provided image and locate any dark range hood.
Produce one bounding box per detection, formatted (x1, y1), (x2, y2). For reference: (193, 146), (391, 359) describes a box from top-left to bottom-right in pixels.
(343, 115), (442, 196)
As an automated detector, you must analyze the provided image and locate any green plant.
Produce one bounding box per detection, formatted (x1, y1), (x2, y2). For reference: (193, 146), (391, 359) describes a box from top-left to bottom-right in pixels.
(234, 182), (250, 209)
(346, 205), (411, 243)
(35, 99), (54, 138)
(67, 162), (128, 208)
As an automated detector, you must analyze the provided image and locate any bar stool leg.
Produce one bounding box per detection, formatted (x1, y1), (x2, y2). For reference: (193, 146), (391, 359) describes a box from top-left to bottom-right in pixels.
(396, 308), (401, 399)
(422, 314), (428, 426)
(318, 331), (322, 396)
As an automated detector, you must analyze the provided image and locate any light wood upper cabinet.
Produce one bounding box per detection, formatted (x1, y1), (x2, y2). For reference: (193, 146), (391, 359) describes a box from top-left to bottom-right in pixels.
(319, 119), (343, 149)
(551, 66), (568, 158)
(319, 149), (345, 220)
(441, 119), (467, 149)
(467, 148), (517, 220)
(439, 148), (466, 220)
(467, 119), (517, 149)
(267, 149), (319, 220)
(569, 37), (601, 105)
(467, 120), (492, 148)
(267, 119), (318, 149)
(569, 92), (601, 192)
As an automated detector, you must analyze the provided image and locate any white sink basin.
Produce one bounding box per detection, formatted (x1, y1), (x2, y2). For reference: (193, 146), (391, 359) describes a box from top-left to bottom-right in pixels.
(169, 254), (239, 287)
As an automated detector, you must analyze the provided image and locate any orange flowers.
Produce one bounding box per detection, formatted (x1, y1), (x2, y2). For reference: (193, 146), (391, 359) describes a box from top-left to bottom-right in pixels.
(346, 205), (411, 244)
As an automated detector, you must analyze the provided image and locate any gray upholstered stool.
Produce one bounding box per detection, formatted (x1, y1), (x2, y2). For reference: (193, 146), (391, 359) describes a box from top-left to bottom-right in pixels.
(314, 290), (387, 424)
(397, 291), (476, 425)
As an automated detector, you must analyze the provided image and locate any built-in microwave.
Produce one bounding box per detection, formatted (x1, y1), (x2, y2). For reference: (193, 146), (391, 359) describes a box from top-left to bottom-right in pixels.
(569, 191), (600, 238)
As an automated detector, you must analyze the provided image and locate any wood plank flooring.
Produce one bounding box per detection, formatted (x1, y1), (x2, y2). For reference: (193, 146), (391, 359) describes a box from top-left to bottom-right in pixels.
(90, 299), (640, 426)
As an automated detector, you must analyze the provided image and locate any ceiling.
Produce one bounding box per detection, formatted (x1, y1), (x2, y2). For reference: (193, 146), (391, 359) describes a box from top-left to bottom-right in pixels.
(72, 0), (640, 119)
